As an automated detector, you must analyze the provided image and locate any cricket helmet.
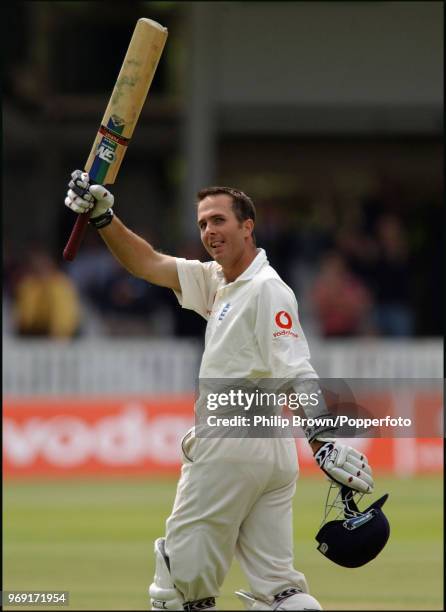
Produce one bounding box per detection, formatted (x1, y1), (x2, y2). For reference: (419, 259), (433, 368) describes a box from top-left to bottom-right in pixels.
(315, 484), (390, 568)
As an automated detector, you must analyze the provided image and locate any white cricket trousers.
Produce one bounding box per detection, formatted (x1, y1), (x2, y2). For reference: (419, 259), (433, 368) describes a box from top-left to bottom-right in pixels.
(164, 430), (309, 604)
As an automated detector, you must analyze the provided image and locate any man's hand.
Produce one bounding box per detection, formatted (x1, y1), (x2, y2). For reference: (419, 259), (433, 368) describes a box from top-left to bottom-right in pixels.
(65, 170), (114, 219)
(314, 440), (374, 493)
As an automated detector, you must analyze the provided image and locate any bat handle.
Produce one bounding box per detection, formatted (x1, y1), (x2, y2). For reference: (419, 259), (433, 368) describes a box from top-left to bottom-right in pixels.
(63, 213), (91, 261)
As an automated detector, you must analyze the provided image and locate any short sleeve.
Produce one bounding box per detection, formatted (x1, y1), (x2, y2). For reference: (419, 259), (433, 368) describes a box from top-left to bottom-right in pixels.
(173, 258), (217, 320)
(255, 279), (318, 379)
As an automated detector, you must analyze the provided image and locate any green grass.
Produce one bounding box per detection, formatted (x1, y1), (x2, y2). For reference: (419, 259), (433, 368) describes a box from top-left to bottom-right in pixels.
(3, 475), (443, 610)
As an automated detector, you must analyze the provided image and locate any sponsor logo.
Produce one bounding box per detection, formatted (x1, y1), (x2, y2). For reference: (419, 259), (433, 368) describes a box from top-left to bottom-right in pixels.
(99, 125), (129, 146)
(273, 329), (298, 338)
(110, 114), (126, 127)
(3, 406), (192, 468)
(96, 141), (116, 164)
(318, 542), (329, 554)
(275, 310), (292, 329)
(273, 310), (298, 338)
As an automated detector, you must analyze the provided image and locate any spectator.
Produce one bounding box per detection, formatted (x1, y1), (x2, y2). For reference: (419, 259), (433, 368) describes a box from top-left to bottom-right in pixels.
(96, 263), (175, 336)
(256, 203), (298, 287)
(311, 252), (373, 337)
(12, 248), (81, 338)
(371, 214), (414, 336)
(63, 229), (117, 305)
(335, 227), (378, 288)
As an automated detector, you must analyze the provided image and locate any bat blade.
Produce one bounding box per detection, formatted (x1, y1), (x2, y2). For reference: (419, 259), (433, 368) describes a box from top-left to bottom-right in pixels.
(63, 18), (168, 261)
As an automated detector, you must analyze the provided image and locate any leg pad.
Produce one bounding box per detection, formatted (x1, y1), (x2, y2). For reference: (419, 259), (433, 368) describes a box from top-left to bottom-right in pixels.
(149, 538), (185, 611)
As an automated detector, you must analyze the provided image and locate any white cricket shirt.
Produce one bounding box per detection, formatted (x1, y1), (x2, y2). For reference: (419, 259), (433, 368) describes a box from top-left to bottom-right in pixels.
(174, 249), (317, 380)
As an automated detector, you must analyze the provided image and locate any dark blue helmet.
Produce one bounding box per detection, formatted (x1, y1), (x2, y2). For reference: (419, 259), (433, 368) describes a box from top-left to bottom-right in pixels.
(316, 484), (390, 568)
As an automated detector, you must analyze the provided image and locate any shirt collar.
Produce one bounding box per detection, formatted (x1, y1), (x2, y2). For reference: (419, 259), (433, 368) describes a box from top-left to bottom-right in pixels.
(216, 248), (269, 283)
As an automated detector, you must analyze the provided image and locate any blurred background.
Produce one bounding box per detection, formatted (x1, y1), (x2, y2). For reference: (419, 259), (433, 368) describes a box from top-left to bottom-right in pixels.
(3, 1), (443, 340)
(3, 2), (443, 610)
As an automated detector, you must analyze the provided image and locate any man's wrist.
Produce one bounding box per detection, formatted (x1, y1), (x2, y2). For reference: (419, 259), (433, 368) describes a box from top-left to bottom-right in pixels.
(310, 440), (324, 454)
(90, 208), (114, 229)
(310, 437), (337, 454)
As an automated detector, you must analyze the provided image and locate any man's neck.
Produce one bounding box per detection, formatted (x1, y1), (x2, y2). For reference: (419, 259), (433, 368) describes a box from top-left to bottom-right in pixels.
(222, 247), (258, 283)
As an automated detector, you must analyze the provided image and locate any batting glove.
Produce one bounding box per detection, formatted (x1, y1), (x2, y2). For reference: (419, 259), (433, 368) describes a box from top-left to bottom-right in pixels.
(65, 170), (114, 219)
(314, 440), (374, 494)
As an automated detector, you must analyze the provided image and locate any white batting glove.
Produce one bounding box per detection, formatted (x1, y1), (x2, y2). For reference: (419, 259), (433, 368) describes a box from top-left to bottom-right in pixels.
(65, 170), (114, 219)
(314, 440), (374, 494)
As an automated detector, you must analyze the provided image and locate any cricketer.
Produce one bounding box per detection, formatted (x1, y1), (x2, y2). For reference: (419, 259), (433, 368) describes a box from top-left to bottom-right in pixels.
(64, 174), (375, 611)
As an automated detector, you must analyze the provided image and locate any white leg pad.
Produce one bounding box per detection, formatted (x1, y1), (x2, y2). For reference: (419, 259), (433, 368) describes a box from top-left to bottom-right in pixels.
(149, 538), (185, 611)
(235, 590), (272, 610)
(235, 588), (322, 611)
(273, 593), (322, 610)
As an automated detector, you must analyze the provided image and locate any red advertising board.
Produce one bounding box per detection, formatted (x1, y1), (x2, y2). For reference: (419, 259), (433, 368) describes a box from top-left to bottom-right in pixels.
(3, 394), (443, 478)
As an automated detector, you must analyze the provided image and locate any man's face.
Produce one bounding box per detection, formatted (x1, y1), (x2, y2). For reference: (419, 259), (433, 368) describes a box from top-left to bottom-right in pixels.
(197, 194), (253, 266)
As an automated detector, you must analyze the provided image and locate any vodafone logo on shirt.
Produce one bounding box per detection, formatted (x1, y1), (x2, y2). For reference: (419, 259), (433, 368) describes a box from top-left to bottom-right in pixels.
(275, 311), (292, 329)
(273, 311), (298, 338)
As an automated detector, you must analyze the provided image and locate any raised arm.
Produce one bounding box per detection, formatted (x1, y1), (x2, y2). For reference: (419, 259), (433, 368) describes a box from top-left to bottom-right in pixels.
(99, 216), (179, 290)
(64, 170), (180, 291)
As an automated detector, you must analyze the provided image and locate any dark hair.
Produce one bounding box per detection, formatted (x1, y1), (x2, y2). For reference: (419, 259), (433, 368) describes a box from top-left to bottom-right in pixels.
(197, 186), (256, 245)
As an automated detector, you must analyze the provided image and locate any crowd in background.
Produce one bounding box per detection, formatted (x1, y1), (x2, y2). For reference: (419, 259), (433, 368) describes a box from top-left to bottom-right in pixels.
(3, 2), (442, 343)
(256, 174), (422, 339)
(3, 172), (442, 341)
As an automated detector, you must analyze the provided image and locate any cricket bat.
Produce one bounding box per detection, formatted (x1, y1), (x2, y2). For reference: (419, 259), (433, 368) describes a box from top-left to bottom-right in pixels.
(63, 18), (168, 261)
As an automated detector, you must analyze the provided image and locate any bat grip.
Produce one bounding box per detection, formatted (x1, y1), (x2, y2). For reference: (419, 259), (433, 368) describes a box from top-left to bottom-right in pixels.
(63, 213), (91, 261)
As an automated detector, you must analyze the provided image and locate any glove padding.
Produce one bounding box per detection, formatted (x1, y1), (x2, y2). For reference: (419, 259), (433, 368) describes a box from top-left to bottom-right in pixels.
(314, 441), (374, 493)
(64, 170), (114, 219)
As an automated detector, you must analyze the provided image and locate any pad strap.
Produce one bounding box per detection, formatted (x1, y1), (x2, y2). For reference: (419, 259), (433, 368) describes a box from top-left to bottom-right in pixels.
(183, 598), (216, 611)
